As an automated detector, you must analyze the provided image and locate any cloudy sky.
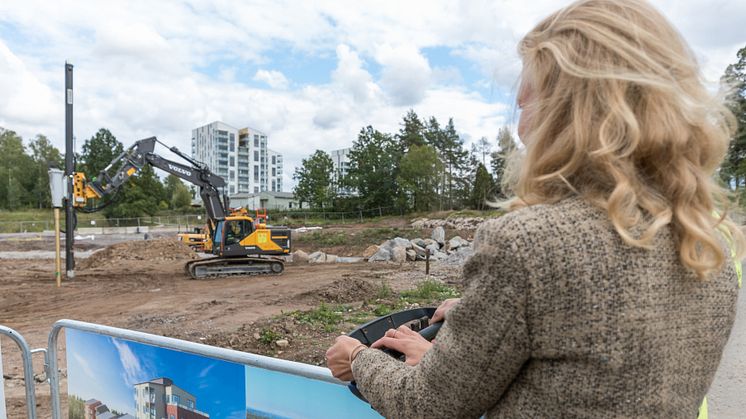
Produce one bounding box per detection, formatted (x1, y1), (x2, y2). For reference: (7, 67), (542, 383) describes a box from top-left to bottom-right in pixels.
(1, 0), (744, 189)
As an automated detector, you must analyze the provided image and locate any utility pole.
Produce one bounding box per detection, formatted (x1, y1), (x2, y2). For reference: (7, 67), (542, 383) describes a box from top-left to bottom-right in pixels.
(64, 63), (75, 279)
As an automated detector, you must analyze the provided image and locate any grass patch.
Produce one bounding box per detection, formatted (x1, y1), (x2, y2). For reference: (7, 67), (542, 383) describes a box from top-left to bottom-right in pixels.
(258, 328), (282, 346)
(400, 279), (460, 303)
(287, 303), (347, 332)
(294, 227), (421, 248)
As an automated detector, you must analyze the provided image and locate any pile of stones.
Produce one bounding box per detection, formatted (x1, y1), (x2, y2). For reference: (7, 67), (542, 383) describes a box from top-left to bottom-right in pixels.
(410, 217), (485, 231)
(365, 226), (473, 265)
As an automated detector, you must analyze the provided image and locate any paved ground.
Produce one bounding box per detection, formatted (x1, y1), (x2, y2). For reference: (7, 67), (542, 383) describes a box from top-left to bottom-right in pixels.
(708, 287), (745, 418)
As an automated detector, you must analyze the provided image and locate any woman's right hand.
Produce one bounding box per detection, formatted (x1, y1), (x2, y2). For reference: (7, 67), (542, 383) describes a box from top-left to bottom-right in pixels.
(430, 298), (460, 325)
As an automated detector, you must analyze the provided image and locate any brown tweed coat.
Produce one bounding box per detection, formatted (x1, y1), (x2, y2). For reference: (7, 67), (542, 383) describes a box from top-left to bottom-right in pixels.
(352, 197), (739, 418)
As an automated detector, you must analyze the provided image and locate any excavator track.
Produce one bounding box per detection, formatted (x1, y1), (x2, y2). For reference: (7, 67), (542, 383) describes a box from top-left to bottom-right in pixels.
(184, 257), (285, 279)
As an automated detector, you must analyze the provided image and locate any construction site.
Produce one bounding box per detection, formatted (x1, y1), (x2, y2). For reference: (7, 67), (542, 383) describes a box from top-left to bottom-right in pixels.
(0, 215), (481, 418)
(1, 211), (745, 417)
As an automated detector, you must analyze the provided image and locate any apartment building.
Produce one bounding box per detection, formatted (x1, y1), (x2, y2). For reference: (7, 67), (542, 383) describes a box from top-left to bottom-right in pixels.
(191, 122), (283, 196)
(329, 147), (355, 196)
(134, 378), (209, 419)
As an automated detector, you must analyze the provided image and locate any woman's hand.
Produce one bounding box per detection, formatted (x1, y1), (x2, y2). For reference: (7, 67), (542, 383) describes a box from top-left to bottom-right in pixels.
(371, 325), (433, 366)
(326, 335), (364, 381)
(430, 298), (461, 324)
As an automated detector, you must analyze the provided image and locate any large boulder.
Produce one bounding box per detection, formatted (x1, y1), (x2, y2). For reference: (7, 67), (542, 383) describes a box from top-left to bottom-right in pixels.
(411, 238), (427, 248)
(391, 247), (407, 263)
(425, 243), (441, 256)
(368, 247), (391, 262)
(412, 244), (427, 260)
(325, 254), (338, 263)
(406, 249), (417, 261)
(423, 238), (439, 248)
(443, 246), (475, 265)
(293, 250), (309, 264)
(362, 245), (380, 258)
(308, 251), (327, 264)
(392, 237), (413, 250)
(431, 227), (446, 245)
(448, 236), (469, 252)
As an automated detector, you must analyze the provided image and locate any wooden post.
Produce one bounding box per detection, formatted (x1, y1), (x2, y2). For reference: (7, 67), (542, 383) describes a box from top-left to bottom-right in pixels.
(425, 248), (430, 276)
(54, 208), (62, 287)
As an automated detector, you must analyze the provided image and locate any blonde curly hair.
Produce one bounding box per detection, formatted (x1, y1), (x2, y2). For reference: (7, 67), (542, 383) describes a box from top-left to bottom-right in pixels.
(508, 0), (744, 278)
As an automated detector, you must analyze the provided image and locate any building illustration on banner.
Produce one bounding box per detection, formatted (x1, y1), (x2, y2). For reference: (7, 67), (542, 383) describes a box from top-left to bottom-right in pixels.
(66, 330), (245, 419)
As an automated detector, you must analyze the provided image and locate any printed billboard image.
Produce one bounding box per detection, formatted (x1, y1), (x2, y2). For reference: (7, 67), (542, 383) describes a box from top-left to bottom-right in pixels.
(244, 366), (382, 419)
(66, 329), (246, 419)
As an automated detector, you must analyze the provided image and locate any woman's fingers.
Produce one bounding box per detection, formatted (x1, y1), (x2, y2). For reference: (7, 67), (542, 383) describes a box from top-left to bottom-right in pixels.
(371, 336), (407, 352)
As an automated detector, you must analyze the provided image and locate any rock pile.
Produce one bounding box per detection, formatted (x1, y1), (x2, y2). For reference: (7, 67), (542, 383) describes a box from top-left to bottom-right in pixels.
(411, 217), (485, 231)
(367, 226), (474, 265)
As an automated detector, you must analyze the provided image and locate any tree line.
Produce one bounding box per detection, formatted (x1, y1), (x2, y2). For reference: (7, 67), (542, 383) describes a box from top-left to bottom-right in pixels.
(293, 110), (517, 212)
(0, 127), (193, 217)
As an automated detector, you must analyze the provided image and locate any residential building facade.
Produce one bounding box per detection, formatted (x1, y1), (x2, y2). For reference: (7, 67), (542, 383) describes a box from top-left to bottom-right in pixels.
(329, 147), (355, 196)
(134, 378), (209, 419)
(191, 122), (284, 197)
(230, 191), (302, 211)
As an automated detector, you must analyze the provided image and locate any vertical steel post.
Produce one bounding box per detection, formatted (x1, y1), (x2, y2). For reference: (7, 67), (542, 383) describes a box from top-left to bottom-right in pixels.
(64, 63), (75, 279)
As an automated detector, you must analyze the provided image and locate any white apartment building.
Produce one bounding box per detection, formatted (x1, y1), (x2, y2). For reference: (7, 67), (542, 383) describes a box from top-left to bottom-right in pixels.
(330, 147), (355, 196)
(191, 122), (283, 196)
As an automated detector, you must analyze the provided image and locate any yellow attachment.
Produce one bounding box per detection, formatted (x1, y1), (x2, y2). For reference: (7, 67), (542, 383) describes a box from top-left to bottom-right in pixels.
(72, 173), (102, 207)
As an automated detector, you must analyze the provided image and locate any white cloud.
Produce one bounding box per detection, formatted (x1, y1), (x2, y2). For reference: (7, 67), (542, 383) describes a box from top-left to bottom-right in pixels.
(111, 338), (146, 385)
(253, 69), (289, 90)
(0, 0), (742, 192)
(376, 44), (432, 106)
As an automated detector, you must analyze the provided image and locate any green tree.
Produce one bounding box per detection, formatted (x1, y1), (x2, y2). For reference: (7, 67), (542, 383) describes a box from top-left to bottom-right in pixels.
(0, 128), (34, 209)
(164, 174), (192, 209)
(293, 150), (335, 209)
(438, 118), (470, 209)
(398, 145), (444, 212)
(397, 109), (426, 151)
(29, 134), (63, 208)
(345, 126), (404, 210)
(470, 163), (496, 210)
(104, 164), (165, 218)
(490, 126), (518, 198)
(721, 46), (746, 192)
(80, 128), (124, 179)
(471, 136), (492, 167)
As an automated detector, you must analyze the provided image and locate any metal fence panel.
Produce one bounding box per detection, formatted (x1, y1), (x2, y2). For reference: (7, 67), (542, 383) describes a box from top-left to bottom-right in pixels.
(0, 326), (37, 419)
(48, 319), (379, 419)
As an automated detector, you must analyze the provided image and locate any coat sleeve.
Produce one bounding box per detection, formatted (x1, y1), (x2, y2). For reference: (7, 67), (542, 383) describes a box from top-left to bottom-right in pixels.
(351, 221), (531, 419)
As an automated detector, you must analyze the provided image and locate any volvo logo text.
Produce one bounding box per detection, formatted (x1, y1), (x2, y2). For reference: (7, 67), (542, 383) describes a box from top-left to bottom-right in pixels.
(168, 164), (192, 177)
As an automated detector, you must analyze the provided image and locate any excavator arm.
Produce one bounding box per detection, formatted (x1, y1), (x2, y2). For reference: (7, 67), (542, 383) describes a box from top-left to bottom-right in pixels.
(72, 137), (228, 221)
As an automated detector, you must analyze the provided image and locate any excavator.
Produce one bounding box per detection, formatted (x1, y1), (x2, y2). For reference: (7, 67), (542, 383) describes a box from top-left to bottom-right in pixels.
(71, 136), (291, 279)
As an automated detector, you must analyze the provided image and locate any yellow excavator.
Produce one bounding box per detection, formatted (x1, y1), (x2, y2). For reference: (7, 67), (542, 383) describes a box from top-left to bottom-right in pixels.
(72, 136), (291, 279)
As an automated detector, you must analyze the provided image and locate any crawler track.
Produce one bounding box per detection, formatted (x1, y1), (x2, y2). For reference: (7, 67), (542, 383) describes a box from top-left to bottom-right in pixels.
(184, 256), (285, 279)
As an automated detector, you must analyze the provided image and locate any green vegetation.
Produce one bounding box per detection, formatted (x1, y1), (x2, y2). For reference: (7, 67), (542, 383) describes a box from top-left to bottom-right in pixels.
(288, 303), (348, 332)
(293, 227), (422, 248)
(258, 328), (283, 346)
(281, 280), (461, 333)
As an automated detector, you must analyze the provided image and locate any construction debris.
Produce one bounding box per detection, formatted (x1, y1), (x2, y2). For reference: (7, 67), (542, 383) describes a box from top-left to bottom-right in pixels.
(411, 217), (485, 231)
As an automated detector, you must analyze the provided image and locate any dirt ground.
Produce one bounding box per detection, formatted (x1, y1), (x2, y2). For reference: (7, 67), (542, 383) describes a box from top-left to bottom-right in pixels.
(1, 223), (745, 418)
(0, 232), (461, 418)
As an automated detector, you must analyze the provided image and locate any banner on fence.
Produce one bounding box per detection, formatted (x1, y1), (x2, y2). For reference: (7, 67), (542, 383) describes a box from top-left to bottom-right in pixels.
(66, 329), (381, 419)
(0, 340), (6, 419)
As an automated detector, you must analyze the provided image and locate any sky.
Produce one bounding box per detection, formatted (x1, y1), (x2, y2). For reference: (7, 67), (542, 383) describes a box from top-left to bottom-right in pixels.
(66, 329), (246, 418)
(1, 1), (745, 189)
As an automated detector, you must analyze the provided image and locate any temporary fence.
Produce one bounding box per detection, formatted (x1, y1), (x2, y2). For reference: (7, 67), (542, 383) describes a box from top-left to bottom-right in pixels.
(0, 325), (37, 419)
(0, 206), (405, 234)
(2, 319), (381, 419)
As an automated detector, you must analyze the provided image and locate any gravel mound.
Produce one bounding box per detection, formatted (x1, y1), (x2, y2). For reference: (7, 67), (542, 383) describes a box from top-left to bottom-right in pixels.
(303, 277), (377, 303)
(78, 237), (197, 269)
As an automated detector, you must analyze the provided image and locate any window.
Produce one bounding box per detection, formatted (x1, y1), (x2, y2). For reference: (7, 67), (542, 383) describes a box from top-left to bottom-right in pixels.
(272, 155), (276, 165)
(254, 151), (259, 162)
(271, 180), (275, 191)
(188, 400), (194, 409)
(229, 156), (235, 166)
(254, 186), (259, 193)
(173, 394), (181, 404)
(272, 168), (276, 176)
(254, 165), (259, 182)
(289, 202), (293, 209)
(254, 135), (259, 147)
(230, 186), (235, 194)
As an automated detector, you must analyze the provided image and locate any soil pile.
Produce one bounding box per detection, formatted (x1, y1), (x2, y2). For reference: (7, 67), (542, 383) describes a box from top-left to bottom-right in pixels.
(302, 277), (377, 303)
(78, 237), (197, 269)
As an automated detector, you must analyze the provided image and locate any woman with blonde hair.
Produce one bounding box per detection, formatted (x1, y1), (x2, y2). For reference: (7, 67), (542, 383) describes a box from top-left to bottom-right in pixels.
(326, 0), (744, 417)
